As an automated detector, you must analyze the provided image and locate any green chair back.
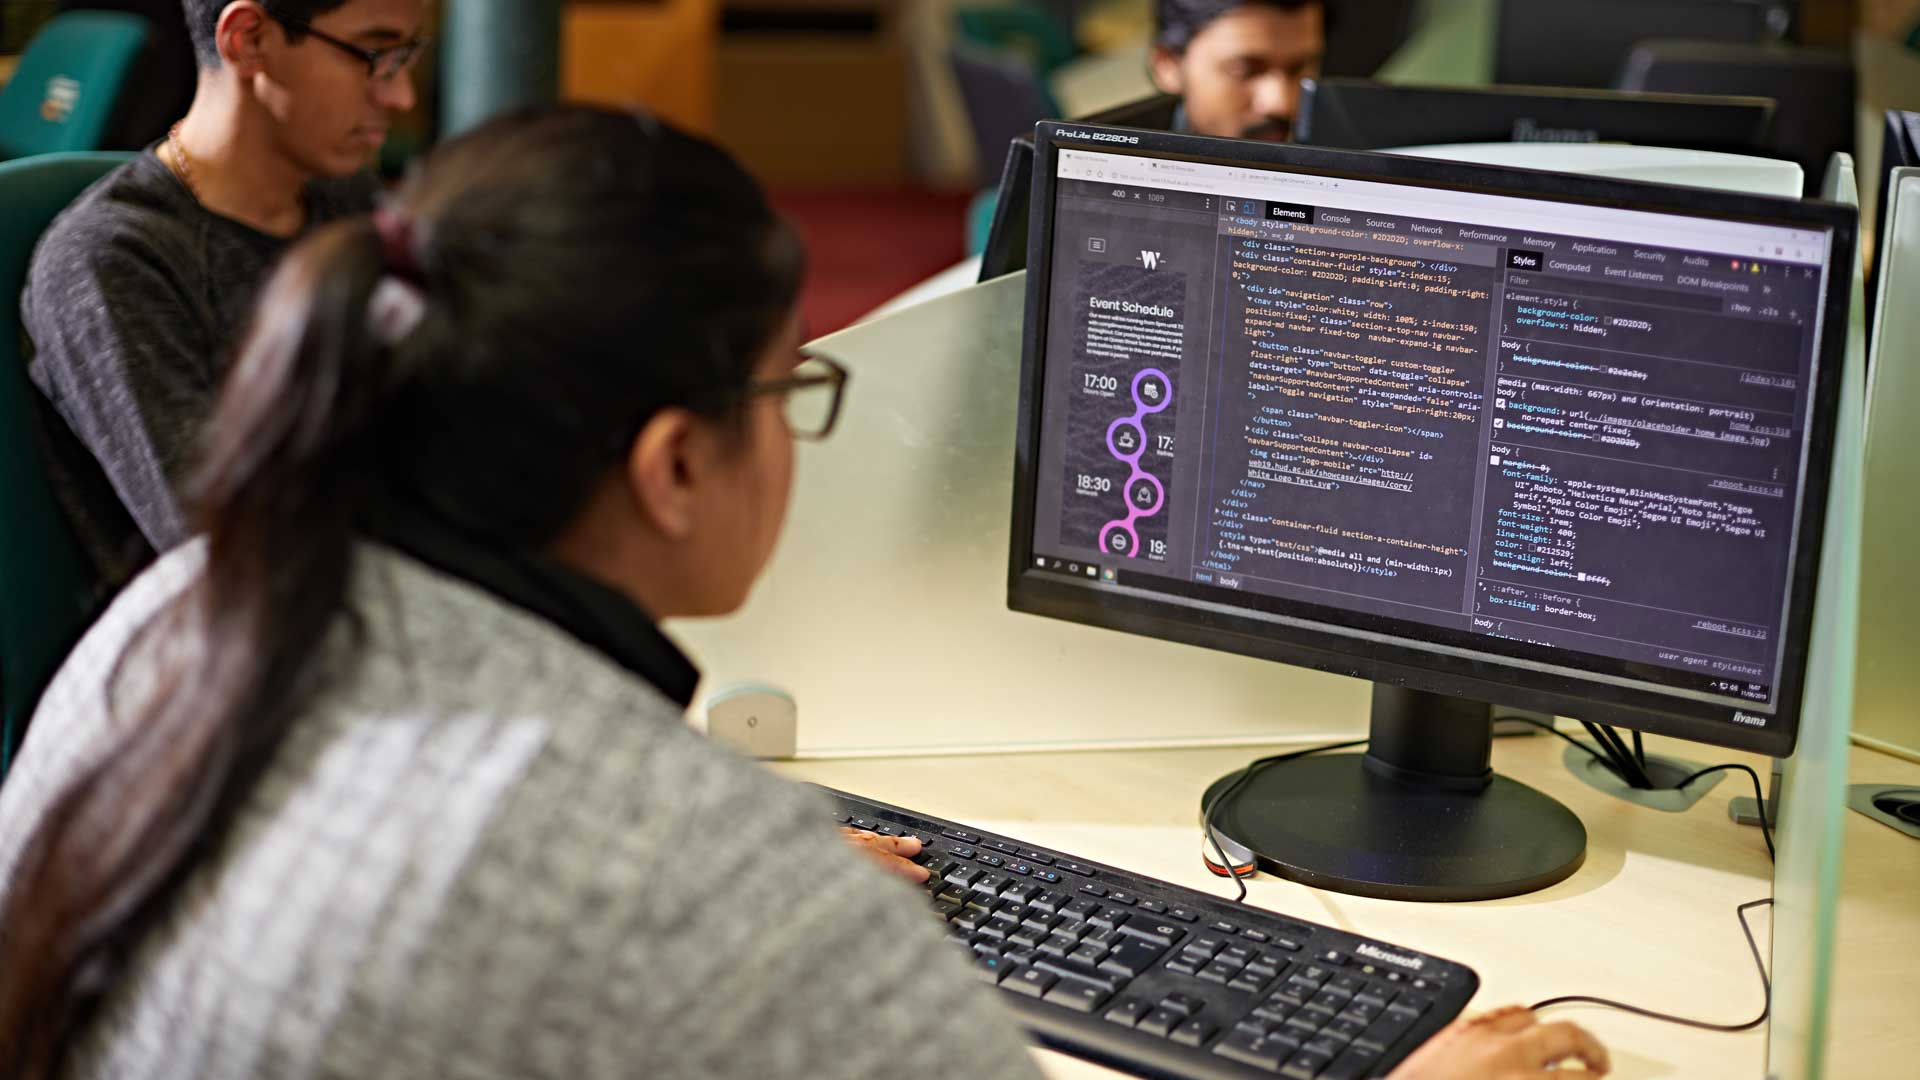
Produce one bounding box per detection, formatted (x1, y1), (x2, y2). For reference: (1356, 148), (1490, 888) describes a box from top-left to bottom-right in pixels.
(0, 151), (132, 777)
(0, 12), (150, 160)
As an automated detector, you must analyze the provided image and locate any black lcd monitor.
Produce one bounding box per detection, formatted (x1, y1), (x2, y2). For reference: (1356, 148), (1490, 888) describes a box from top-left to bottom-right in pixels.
(1496, 0), (1786, 89)
(1009, 121), (1854, 901)
(1297, 78), (1775, 156)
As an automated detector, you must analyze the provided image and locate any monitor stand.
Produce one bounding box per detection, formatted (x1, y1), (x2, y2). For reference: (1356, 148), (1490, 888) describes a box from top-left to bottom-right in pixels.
(1201, 685), (1587, 902)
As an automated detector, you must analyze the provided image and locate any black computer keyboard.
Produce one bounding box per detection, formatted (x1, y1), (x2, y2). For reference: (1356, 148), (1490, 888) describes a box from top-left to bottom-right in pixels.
(817, 786), (1478, 1080)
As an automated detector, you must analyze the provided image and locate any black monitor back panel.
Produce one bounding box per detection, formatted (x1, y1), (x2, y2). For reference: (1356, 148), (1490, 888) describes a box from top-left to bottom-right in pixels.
(1296, 78), (1774, 156)
(1495, 0), (1783, 89)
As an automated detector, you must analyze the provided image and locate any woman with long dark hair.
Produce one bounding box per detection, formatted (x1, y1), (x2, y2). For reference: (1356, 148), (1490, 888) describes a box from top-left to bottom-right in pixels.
(0, 104), (1606, 1080)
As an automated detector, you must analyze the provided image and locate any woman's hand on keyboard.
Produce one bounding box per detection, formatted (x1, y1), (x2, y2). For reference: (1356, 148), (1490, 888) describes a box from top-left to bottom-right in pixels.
(840, 828), (931, 884)
(1386, 1005), (1609, 1078)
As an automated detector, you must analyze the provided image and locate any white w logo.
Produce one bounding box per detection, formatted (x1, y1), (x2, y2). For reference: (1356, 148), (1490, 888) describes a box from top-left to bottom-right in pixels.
(1139, 251), (1162, 270)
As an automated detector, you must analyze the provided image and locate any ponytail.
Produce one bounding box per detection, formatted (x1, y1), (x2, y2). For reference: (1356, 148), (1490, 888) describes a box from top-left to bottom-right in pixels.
(0, 217), (412, 1078)
(0, 104), (804, 1077)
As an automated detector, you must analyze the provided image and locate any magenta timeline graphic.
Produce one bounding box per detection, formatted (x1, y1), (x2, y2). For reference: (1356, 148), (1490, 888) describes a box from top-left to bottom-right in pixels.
(1098, 368), (1173, 558)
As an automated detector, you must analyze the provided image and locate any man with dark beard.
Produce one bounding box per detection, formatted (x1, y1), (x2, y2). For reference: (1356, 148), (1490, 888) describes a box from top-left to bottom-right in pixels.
(1150, 0), (1326, 143)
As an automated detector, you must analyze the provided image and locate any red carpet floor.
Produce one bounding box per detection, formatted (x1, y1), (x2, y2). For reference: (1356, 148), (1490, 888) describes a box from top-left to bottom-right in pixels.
(770, 187), (972, 336)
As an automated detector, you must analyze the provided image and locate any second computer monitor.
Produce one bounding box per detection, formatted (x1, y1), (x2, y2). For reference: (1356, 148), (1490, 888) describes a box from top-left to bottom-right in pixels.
(1297, 78), (1775, 156)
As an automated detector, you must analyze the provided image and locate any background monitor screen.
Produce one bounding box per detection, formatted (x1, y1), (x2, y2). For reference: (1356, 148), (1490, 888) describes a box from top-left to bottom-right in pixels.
(1010, 125), (1854, 756)
(1296, 78), (1775, 156)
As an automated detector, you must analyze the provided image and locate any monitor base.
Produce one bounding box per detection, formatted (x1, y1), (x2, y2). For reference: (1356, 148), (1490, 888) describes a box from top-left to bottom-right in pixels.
(1202, 686), (1587, 902)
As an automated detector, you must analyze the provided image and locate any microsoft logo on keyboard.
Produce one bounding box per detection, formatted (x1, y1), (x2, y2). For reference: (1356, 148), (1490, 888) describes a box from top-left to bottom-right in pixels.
(1355, 943), (1426, 972)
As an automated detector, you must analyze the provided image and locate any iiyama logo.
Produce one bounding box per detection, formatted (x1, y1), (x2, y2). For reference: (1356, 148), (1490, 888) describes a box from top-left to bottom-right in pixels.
(1060, 129), (1140, 144)
(1355, 943), (1425, 971)
(1732, 712), (1766, 727)
(1139, 250), (1163, 269)
(1512, 117), (1600, 144)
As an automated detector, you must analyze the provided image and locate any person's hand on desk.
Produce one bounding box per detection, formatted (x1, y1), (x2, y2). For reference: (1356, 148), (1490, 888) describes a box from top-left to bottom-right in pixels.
(1387, 1006), (1609, 1078)
(841, 827), (931, 884)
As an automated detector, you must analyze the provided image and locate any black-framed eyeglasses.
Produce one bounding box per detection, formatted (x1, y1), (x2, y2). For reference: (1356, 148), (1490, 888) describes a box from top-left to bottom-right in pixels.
(740, 352), (849, 441)
(267, 9), (428, 81)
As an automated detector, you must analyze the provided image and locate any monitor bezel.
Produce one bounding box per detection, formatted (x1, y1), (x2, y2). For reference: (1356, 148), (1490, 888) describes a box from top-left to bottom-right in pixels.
(1008, 121), (1857, 759)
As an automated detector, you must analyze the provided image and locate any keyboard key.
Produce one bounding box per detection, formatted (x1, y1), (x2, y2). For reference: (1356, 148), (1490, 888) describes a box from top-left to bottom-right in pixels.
(1211, 920), (1240, 935)
(1060, 861), (1098, 877)
(849, 817), (877, 831)
(977, 853), (1005, 868)
(1353, 984), (1395, 1010)
(1004, 965), (1056, 998)
(985, 840), (1021, 855)
(1242, 929), (1271, 943)
(1171, 1019), (1216, 1047)
(943, 828), (981, 843)
(1310, 990), (1352, 1013)
(1167, 907), (1202, 923)
(944, 866), (982, 889)
(1394, 993), (1434, 1015)
(1409, 977), (1441, 994)
(1027, 889), (1064, 913)
(973, 953), (1013, 984)
(931, 900), (964, 922)
(946, 844), (976, 859)
(1329, 974), (1366, 995)
(1019, 849), (1054, 865)
(1061, 898), (1101, 922)
(1191, 934), (1227, 956)
(1105, 999), (1150, 1027)
(1354, 1010), (1417, 1053)
(832, 810), (851, 823)
(1069, 942), (1106, 968)
(1099, 939), (1165, 979)
(1000, 883), (1037, 905)
(874, 823), (899, 836)
(1323, 1017), (1368, 1042)
(1137, 900), (1168, 915)
(1198, 961), (1237, 984)
(1280, 1048), (1334, 1079)
(1229, 974), (1270, 994)
(1272, 935), (1306, 952)
(1220, 944), (1256, 967)
(1317, 949), (1348, 967)
(1033, 868), (1064, 885)
(1283, 1013), (1324, 1038)
(1246, 960), (1285, 980)
(1043, 975), (1112, 1013)
(972, 873), (1008, 895)
(1214, 1028), (1291, 1071)
(1079, 882), (1109, 898)
(1337, 1003), (1381, 1026)
(1158, 992), (1205, 1016)
(1039, 933), (1079, 958)
(1165, 957), (1200, 976)
(1320, 1044), (1383, 1080)
(1005, 862), (1033, 877)
(1119, 922), (1188, 948)
(980, 915), (1020, 941)
(1106, 890), (1138, 906)
(1138, 1007), (1184, 1037)
(1088, 908), (1130, 930)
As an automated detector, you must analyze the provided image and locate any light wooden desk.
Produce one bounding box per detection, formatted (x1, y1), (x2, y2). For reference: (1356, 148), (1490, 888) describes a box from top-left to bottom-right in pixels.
(776, 730), (1783, 1080)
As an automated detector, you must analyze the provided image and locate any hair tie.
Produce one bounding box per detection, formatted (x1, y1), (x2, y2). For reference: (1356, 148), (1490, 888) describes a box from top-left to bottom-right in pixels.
(373, 207), (425, 285)
(369, 208), (428, 347)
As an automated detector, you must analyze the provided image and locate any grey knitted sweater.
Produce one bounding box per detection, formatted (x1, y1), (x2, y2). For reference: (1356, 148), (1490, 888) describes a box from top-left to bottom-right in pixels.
(0, 541), (1044, 1079)
(22, 151), (375, 590)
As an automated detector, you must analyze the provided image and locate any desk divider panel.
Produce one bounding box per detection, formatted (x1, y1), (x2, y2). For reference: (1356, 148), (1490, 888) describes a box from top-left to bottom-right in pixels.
(1766, 155), (1867, 1080)
(667, 272), (1371, 756)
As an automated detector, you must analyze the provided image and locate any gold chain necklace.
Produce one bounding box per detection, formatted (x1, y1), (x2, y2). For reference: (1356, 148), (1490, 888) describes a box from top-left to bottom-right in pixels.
(165, 122), (201, 204)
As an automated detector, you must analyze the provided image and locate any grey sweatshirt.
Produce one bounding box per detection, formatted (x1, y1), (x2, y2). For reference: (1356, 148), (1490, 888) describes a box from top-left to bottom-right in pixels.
(21, 151), (375, 590)
(0, 541), (1045, 1079)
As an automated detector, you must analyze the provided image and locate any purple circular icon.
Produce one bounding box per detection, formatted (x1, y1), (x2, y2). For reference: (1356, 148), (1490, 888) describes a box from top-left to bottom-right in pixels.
(1098, 368), (1173, 559)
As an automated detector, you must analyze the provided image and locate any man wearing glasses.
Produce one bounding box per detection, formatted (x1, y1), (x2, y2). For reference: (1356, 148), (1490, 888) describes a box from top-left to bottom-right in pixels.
(24, 1), (426, 592)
